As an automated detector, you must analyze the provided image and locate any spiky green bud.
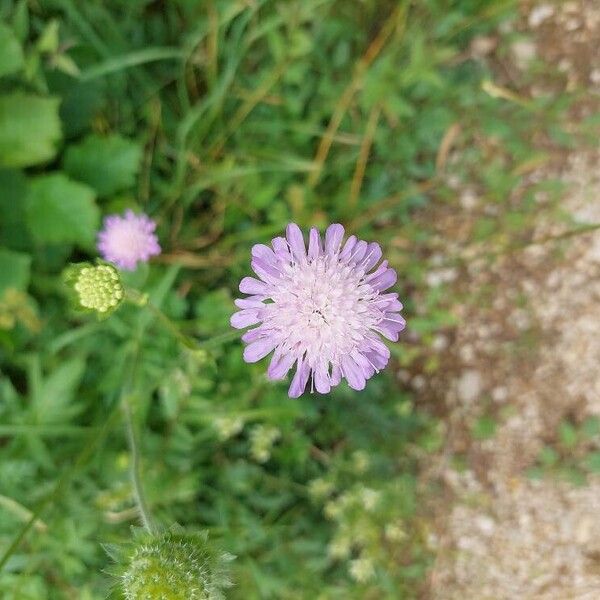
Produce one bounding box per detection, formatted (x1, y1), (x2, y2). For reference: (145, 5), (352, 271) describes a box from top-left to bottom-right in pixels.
(109, 528), (234, 600)
(64, 262), (124, 316)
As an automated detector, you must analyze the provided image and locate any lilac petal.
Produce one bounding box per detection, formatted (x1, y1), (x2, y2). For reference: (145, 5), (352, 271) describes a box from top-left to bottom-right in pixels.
(364, 350), (389, 371)
(251, 258), (281, 284)
(242, 327), (266, 343)
(235, 297), (265, 309)
(352, 351), (375, 379)
(314, 366), (331, 394)
(272, 236), (292, 262)
(244, 338), (277, 363)
(365, 260), (388, 281)
(373, 293), (403, 312)
(252, 244), (279, 266)
(375, 318), (406, 341)
(341, 355), (366, 391)
(230, 310), (260, 329)
(330, 365), (342, 386)
(383, 315), (406, 331)
(383, 299), (403, 311)
(288, 357), (310, 398)
(308, 227), (321, 261)
(360, 243), (382, 272)
(268, 351), (295, 380)
(366, 336), (391, 359)
(286, 223), (306, 262)
(325, 223), (344, 255)
(349, 240), (368, 264)
(340, 235), (357, 260)
(369, 268), (397, 291)
(239, 276), (269, 295)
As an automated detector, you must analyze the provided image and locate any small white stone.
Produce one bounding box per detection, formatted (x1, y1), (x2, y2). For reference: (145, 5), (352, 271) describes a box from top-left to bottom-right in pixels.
(459, 344), (475, 363)
(511, 40), (537, 69)
(470, 36), (496, 57)
(528, 4), (554, 28)
(457, 370), (482, 404)
(460, 189), (479, 210)
(412, 375), (426, 390)
(476, 515), (496, 536)
(432, 335), (449, 351)
(492, 386), (508, 403)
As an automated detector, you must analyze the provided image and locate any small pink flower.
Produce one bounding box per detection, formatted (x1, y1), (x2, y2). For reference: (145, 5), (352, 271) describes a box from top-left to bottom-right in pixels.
(97, 210), (161, 271)
(231, 223), (405, 397)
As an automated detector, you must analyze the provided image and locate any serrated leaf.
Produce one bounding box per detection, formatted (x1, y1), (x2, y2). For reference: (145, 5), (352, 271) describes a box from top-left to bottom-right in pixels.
(63, 134), (142, 197)
(0, 249), (30, 294)
(0, 93), (61, 168)
(30, 357), (86, 424)
(25, 173), (99, 247)
(0, 23), (24, 78)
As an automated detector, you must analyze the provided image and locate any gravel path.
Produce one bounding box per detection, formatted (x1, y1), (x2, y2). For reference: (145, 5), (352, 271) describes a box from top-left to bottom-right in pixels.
(426, 3), (600, 598)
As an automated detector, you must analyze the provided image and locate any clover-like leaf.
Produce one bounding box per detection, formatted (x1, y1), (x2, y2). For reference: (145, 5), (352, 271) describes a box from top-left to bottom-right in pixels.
(63, 134), (142, 197)
(25, 173), (99, 247)
(0, 93), (61, 168)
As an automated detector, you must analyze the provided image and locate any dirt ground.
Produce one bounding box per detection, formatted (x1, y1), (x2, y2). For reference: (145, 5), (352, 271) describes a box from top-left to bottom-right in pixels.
(423, 2), (600, 599)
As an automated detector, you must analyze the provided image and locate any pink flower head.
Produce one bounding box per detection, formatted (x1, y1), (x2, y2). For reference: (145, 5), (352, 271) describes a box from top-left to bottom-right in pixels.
(231, 223), (405, 398)
(97, 210), (161, 271)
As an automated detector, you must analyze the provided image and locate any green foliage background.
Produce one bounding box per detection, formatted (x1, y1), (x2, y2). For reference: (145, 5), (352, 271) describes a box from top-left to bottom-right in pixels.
(0, 0), (564, 597)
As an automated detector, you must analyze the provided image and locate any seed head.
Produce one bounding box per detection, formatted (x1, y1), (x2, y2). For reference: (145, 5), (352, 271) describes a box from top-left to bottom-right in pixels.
(113, 529), (234, 600)
(74, 264), (124, 313)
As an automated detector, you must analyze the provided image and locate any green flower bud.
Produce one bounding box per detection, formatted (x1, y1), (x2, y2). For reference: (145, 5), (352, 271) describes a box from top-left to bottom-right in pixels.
(249, 425), (280, 463)
(64, 262), (124, 316)
(110, 528), (234, 600)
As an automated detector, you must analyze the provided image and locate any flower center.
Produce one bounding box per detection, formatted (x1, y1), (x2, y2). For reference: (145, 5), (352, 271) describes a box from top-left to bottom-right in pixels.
(266, 256), (382, 367)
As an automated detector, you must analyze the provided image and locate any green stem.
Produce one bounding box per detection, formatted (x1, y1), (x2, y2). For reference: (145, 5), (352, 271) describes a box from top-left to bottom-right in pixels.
(145, 300), (199, 350)
(127, 290), (243, 352)
(122, 396), (156, 533)
(196, 327), (246, 350)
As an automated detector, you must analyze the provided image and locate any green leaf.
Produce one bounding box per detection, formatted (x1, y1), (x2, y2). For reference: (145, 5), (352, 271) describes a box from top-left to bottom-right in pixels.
(25, 174), (99, 247)
(63, 134), (142, 197)
(0, 249), (30, 294)
(538, 446), (558, 467)
(11, 1), (30, 42)
(37, 20), (59, 54)
(581, 416), (600, 439)
(471, 415), (497, 440)
(584, 451), (600, 473)
(29, 356), (87, 424)
(0, 23), (24, 78)
(0, 93), (61, 168)
(0, 169), (31, 250)
(558, 421), (578, 449)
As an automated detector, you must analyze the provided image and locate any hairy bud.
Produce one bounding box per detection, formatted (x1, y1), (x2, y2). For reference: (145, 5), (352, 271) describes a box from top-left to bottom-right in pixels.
(109, 528), (234, 600)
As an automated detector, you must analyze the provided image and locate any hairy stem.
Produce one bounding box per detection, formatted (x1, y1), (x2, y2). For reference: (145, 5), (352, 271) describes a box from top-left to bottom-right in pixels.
(122, 396), (156, 533)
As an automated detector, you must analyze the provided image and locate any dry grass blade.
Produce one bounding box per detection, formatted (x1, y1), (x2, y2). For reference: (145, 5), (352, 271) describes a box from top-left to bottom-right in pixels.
(307, 3), (408, 189)
(348, 104), (382, 211)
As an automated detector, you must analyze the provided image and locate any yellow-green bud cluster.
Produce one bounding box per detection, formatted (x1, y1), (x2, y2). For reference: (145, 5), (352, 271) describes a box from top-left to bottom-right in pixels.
(119, 530), (233, 600)
(73, 264), (124, 313)
(249, 425), (280, 463)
